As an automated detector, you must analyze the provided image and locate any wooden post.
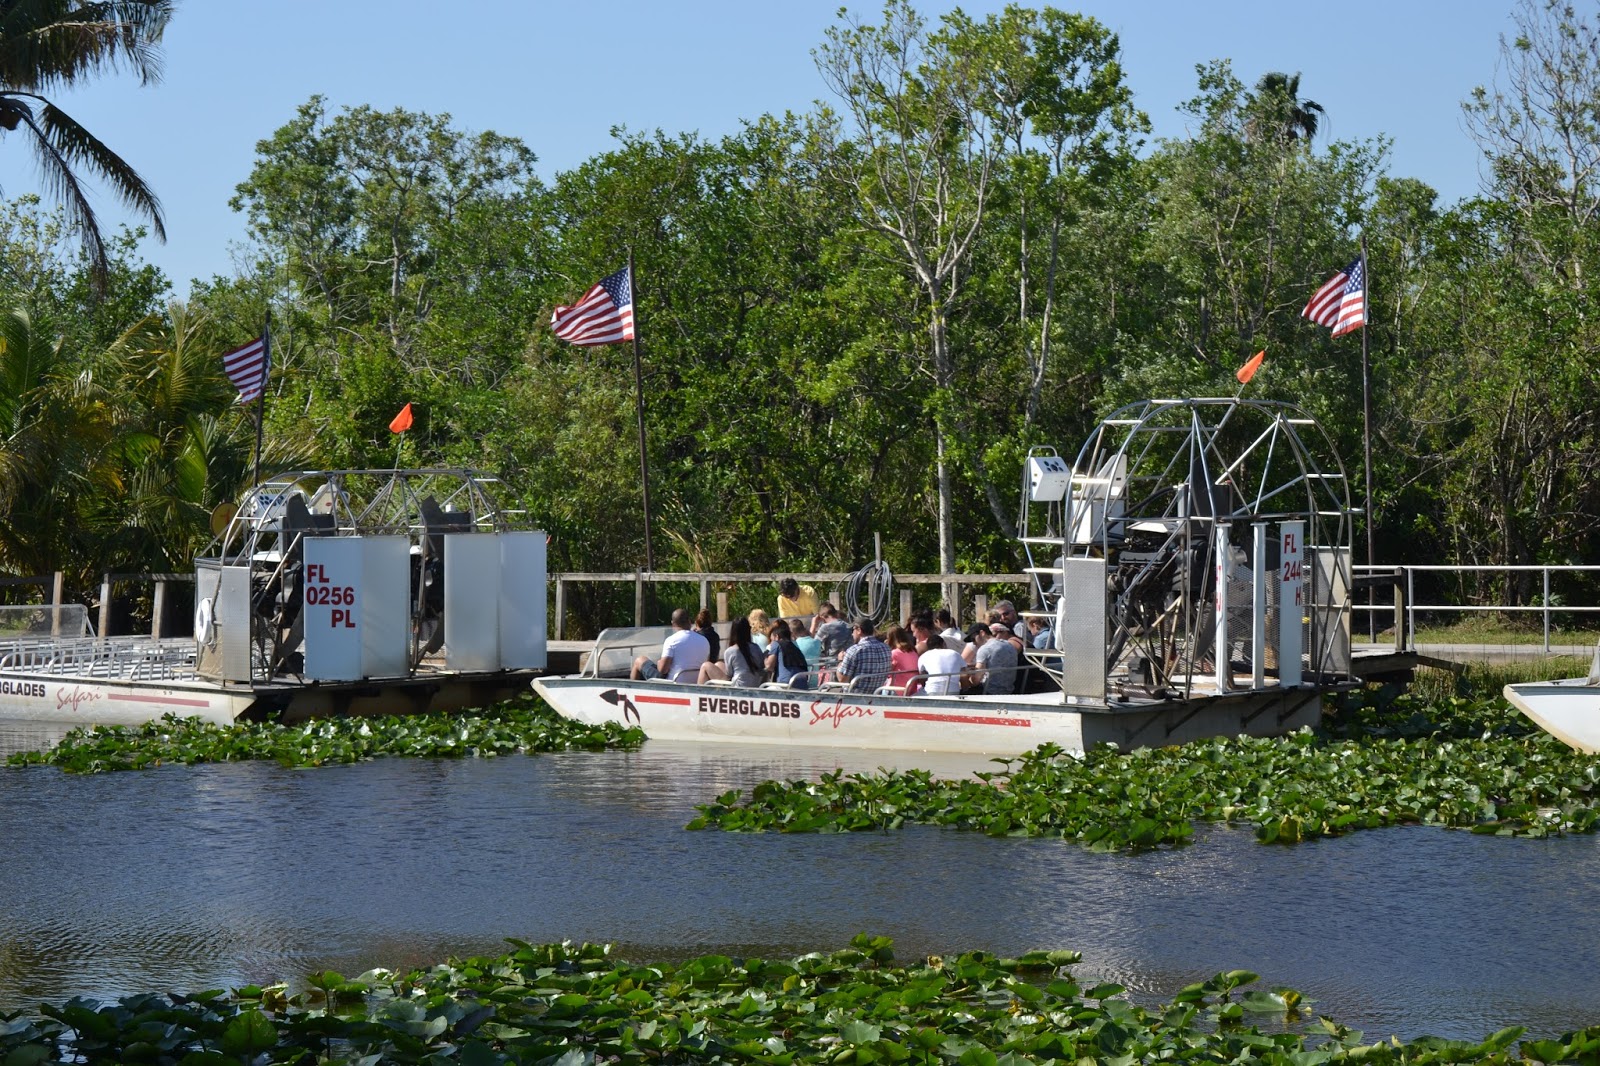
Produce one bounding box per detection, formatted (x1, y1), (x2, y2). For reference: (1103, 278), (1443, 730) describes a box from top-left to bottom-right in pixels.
(151, 579), (167, 639)
(634, 569), (644, 627)
(554, 577), (566, 640)
(899, 589), (913, 626)
(716, 590), (729, 623)
(98, 574), (112, 642)
(974, 593), (989, 624)
(50, 570), (64, 637)
(1393, 567), (1407, 651)
(699, 579), (710, 612)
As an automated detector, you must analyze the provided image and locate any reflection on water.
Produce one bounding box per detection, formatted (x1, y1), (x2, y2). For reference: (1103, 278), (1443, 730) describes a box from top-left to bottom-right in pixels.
(0, 720), (69, 757)
(2, 722), (1597, 1041)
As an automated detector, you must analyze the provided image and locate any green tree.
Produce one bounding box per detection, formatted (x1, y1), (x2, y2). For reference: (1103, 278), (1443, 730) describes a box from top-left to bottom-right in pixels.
(0, 0), (168, 286)
(1123, 60), (1383, 436)
(230, 96), (542, 376)
(1392, 0), (1600, 598)
(88, 302), (291, 574)
(940, 5), (1145, 540)
(1250, 71), (1325, 143)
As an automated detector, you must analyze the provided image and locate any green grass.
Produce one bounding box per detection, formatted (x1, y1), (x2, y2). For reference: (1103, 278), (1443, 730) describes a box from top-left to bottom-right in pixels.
(1409, 615), (1600, 647)
(1406, 659), (1592, 704)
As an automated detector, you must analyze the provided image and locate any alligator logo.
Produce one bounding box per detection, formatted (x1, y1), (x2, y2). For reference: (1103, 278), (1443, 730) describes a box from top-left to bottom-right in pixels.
(598, 688), (640, 726)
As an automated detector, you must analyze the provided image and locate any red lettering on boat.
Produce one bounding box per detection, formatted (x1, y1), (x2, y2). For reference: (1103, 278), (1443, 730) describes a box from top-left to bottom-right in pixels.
(56, 686), (103, 714)
(808, 700), (876, 729)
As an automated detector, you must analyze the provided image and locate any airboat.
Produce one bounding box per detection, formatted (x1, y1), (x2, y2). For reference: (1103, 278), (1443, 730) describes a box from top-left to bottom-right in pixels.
(0, 469), (547, 727)
(535, 397), (1361, 755)
(1503, 646), (1600, 753)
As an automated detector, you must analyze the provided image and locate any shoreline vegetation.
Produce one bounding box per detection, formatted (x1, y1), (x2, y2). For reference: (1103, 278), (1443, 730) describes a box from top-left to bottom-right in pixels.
(2, 935), (1596, 1064)
(4, 3), (1600, 640)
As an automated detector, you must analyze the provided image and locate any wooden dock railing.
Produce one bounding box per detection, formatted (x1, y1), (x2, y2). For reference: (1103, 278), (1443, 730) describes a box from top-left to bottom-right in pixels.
(549, 570), (1036, 639)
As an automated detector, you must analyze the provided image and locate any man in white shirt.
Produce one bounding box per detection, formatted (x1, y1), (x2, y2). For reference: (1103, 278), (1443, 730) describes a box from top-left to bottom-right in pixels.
(916, 640), (967, 696)
(630, 608), (710, 683)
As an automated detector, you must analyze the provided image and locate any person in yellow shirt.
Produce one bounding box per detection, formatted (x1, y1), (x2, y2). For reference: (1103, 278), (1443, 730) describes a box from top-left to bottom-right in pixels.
(777, 577), (817, 620)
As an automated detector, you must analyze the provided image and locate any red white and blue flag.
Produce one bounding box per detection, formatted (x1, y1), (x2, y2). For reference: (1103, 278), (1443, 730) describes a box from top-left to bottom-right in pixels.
(551, 266), (634, 346)
(1302, 257), (1366, 338)
(221, 334), (270, 404)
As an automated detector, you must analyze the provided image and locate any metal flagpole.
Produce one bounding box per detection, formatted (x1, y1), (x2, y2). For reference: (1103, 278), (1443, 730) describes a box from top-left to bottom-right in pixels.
(628, 247), (656, 577)
(253, 310), (269, 491)
(1359, 235), (1375, 641)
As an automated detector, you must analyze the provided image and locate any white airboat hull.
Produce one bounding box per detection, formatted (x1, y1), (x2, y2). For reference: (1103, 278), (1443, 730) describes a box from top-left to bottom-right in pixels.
(532, 676), (1326, 756)
(0, 673), (249, 728)
(1504, 680), (1600, 754)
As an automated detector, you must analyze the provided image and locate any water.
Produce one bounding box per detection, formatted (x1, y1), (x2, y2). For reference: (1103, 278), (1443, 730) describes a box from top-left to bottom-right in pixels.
(2, 723), (1597, 1041)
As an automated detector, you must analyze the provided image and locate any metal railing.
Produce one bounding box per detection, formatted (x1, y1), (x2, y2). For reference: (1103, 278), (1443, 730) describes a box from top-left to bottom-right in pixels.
(9, 565), (1599, 658)
(1353, 564), (1600, 655)
(0, 632), (199, 680)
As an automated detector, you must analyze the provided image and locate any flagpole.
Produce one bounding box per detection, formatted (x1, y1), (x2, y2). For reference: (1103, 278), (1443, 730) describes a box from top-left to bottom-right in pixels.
(628, 247), (656, 577)
(1359, 234), (1375, 641)
(253, 310), (269, 491)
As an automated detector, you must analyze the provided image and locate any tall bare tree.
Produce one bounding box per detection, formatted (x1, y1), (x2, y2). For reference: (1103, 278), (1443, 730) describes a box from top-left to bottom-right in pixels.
(815, 0), (998, 604)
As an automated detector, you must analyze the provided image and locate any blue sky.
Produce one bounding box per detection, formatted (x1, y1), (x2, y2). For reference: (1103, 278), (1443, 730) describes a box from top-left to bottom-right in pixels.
(0, 1), (1517, 295)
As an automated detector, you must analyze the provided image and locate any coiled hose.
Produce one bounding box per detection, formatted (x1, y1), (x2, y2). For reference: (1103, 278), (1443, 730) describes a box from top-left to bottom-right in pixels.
(842, 560), (895, 626)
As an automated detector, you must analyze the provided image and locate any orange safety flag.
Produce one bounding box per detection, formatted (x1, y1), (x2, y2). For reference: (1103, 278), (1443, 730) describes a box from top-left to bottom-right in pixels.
(389, 402), (414, 433)
(1235, 350), (1266, 384)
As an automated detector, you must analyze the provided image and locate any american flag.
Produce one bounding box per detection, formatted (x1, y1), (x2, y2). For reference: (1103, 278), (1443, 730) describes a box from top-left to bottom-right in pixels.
(551, 266), (635, 346)
(1302, 257), (1366, 338)
(221, 334), (270, 404)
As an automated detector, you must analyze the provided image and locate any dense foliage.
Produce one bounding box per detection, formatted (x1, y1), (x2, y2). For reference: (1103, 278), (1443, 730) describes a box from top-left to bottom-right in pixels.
(4, 697), (643, 772)
(3, 1), (1599, 625)
(5, 935), (1596, 1065)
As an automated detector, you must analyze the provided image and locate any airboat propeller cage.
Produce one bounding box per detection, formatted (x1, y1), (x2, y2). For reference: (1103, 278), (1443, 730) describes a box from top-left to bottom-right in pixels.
(1021, 398), (1355, 702)
(193, 469), (546, 684)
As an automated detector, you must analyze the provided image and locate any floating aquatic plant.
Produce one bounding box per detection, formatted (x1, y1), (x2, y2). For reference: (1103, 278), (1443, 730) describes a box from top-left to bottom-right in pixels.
(5, 695), (643, 773)
(689, 722), (1600, 848)
(2, 935), (1587, 1065)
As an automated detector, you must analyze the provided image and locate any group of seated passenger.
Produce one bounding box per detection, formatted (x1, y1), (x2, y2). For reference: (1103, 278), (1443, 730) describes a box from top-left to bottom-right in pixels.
(629, 587), (1052, 697)
(630, 598), (835, 690)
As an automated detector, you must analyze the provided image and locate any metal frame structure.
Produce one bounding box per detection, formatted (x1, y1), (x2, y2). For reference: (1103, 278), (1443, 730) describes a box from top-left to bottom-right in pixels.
(197, 468), (520, 682)
(1019, 398), (1356, 703)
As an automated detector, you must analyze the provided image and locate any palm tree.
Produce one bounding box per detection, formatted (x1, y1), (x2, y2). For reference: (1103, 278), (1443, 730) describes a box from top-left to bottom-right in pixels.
(96, 303), (247, 571)
(1251, 71), (1324, 143)
(0, 1), (169, 288)
(0, 306), (117, 588)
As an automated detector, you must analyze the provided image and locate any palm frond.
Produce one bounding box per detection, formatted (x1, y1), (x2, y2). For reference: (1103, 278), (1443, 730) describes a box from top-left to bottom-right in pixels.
(0, 90), (108, 279)
(38, 99), (165, 238)
(0, 0), (171, 90)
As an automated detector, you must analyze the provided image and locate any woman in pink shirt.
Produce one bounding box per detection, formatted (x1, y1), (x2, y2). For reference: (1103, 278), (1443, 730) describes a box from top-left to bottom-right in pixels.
(884, 624), (920, 692)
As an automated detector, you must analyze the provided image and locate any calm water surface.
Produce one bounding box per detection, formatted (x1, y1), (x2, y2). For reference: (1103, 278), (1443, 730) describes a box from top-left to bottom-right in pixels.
(1, 722), (1597, 1041)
